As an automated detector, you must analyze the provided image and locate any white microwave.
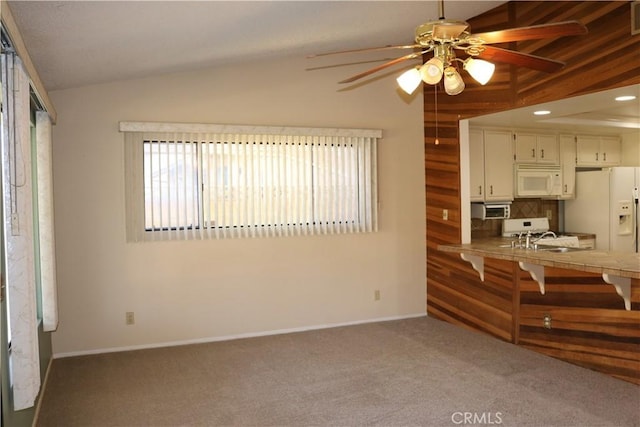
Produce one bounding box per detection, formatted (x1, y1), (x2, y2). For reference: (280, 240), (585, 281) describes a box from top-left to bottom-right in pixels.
(515, 165), (562, 198)
(471, 203), (511, 220)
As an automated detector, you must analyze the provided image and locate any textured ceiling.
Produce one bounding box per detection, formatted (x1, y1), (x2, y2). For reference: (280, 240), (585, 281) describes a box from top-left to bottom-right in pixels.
(6, 1), (504, 91)
(7, 1), (637, 133)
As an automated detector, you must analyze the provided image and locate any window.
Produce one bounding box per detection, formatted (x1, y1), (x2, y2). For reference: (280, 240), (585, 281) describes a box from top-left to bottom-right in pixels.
(122, 122), (381, 241)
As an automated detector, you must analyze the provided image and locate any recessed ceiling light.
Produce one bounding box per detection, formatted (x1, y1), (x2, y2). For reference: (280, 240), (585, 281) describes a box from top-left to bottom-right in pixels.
(615, 95), (636, 102)
(533, 110), (551, 116)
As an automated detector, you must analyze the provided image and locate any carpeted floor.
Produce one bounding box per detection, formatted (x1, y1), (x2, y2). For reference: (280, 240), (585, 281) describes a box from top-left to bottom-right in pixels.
(36, 316), (639, 426)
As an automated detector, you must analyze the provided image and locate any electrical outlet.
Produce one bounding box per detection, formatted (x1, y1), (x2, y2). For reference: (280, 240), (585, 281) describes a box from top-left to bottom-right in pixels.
(543, 313), (552, 329)
(374, 290), (380, 301)
(125, 311), (135, 325)
(442, 209), (448, 221)
(546, 209), (553, 220)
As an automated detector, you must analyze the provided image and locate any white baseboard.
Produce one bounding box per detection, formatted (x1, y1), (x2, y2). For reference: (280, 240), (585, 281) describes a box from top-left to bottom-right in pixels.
(53, 313), (427, 359)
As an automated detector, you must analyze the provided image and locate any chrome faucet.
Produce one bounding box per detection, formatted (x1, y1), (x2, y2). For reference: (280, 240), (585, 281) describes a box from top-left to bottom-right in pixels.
(515, 231), (533, 249)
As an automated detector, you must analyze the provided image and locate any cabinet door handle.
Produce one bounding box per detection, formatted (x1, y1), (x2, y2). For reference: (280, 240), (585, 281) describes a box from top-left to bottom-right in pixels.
(479, 185), (482, 195)
(490, 185), (494, 195)
(531, 148), (535, 158)
(603, 152), (607, 161)
(540, 149), (544, 158)
(596, 152), (599, 161)
(564, 184), (567, 192)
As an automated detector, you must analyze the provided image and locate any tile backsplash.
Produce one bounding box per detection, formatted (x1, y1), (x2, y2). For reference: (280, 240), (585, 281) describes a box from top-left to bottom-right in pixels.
(471, 199), (559, 239)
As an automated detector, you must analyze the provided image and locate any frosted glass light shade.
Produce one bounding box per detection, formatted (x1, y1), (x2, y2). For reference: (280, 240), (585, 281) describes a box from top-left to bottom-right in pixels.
(464, 58), (495, 85)
(443, 67), (465, 95)
(419, 57), (444, 85)
(397, 68), (422, 94)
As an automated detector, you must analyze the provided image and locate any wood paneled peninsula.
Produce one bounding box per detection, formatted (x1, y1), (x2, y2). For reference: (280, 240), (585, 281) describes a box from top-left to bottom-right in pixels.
(436, 239), (640, 384)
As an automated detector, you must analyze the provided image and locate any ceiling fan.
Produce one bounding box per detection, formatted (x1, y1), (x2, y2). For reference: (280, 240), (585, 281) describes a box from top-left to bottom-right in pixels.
(308, 0), (588, 95)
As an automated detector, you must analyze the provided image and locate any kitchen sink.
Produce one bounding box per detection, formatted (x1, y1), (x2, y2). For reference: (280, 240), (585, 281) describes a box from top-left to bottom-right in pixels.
(497, 243), (588, 252)
(534, 245), (587, 253)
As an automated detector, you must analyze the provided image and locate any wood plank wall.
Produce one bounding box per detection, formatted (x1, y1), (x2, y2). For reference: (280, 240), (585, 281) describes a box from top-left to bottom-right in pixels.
(519, 271), (640, 384)
(427, 257), (517, 341)
(425, 2), (640, 337)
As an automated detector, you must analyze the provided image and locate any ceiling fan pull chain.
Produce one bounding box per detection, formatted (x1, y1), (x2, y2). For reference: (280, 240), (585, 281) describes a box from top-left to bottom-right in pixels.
(434, 85), (440, 145)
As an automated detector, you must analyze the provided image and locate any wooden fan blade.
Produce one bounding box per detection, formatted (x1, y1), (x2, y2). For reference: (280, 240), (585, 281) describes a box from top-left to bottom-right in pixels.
(338, 52), (423, 84)
(478, 46), (565, 73)
(307, 44), (421, 59)
(470, 21), (587, 44)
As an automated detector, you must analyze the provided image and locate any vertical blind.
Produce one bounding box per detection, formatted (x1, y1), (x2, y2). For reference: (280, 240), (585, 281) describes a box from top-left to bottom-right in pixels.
(121, 123), (381, 241)
(1, 53), (41, 410)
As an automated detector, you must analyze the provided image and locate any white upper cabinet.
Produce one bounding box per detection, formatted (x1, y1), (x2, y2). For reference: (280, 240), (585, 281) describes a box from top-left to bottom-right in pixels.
(469, 129), (514, 202)
(468, 127), (625, 205)
(599, 137), (622, 165)
(514, 133), (559, 164)
(469, 129), (485, 202)
(484, 130), (514, 202)
(559, 135), (576, 199)
(576, 135), (621, 166)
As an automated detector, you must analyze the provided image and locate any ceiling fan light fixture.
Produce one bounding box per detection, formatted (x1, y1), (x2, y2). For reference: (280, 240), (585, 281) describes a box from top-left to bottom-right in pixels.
(419, 57), (444, 85)
(443, 66), (465, 95)
(464, 58), (495, 85)
(397, 67), (422, 94)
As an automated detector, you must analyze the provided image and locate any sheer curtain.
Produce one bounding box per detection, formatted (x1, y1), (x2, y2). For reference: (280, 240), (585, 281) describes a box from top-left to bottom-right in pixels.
(36, 110), (58, 332)
(1, 53), (41, 410)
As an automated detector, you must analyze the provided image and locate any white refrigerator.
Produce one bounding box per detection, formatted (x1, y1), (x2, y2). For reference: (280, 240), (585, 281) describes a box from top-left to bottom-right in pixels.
(564, 167), (640, 253)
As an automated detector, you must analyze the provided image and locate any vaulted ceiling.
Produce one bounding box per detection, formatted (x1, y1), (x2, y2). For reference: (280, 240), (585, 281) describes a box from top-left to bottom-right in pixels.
(6, 1), (504, 92)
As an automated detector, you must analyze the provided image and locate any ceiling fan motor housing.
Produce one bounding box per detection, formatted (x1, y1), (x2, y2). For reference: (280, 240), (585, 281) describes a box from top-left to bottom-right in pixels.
(415, 19), (485, 59)
(415, 19), (470, 44)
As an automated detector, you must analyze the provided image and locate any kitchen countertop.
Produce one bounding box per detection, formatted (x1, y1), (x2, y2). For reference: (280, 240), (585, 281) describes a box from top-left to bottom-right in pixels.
(438, 237), (640, 279)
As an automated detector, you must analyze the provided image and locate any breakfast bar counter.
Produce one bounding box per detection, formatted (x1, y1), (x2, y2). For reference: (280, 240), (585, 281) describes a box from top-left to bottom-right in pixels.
(438, 238), (640, 279)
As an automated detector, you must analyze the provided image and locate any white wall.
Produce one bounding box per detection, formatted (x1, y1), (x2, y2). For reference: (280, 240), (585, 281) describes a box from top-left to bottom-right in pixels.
(49, 55), (426, 356)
